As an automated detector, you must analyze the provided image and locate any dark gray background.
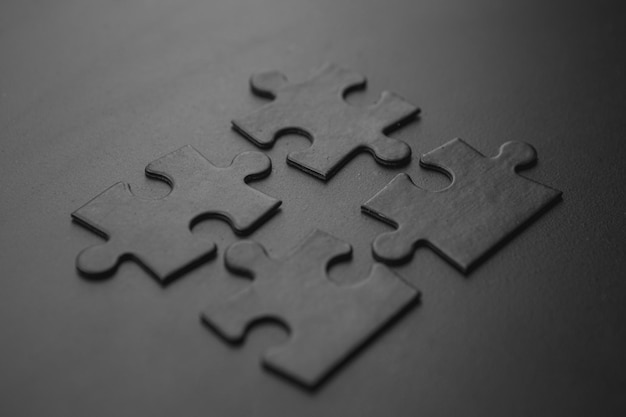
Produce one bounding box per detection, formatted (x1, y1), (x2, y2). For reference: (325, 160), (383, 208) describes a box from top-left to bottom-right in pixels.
(1, 0), (624, 416)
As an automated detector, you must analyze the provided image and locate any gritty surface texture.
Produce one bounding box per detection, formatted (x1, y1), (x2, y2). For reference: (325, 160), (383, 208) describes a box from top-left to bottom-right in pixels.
(1, 0), (625, 416)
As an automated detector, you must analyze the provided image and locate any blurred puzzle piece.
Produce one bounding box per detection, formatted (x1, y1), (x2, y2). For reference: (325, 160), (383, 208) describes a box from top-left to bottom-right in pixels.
(232, 63), (419, 181)
(72, 146), (281, 284)
(202, 229), (419, 388)
(362, 138), (562, 272)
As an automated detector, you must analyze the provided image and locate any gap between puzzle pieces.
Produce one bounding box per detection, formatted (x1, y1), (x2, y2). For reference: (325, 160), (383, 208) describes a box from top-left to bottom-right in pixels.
(362, 138), (562, 273)
(232, 63), (420, 181)
(202, 229), (420, 389)
(72, 145), (282, 284)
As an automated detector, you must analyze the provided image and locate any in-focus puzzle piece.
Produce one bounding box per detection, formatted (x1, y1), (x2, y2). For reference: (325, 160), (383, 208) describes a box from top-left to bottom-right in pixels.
(232, 63), (419, 181)
(202, 229), (419, 388)
(362, 138), (562, 272)
(72, 146), (281, 284)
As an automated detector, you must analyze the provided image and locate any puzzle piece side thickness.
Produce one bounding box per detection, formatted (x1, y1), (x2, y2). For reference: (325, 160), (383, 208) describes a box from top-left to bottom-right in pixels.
(362, 139), (562, 272)
(232, 63), (419, 180)
(202, 230), (419, 388)
(72, 146), (281, 283)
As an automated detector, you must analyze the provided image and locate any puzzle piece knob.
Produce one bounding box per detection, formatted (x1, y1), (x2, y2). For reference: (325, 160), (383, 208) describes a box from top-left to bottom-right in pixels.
(370, 136), (412, 165)
(76, 243), (121, 279)
(225, 241), (269, 277)
(497, 141), (537, 170)
(372, 230), (414, 264)
(250, 71), (288, 99)
(231, 151), (273, 180)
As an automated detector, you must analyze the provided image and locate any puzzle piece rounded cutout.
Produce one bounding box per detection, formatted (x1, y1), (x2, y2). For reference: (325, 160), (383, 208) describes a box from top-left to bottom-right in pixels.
(72, 146), (281, 284)
(362, 139), (562, 272)
(202, 229), (419, 389)
(232, 63), (420, 181)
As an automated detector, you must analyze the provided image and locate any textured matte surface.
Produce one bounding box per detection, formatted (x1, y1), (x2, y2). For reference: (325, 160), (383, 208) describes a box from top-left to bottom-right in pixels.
(232, 63), (419, 180)
(72, 146), (281, 283)
(203, 230), (418, 388)
(1, 1), (625, 416)
(362, 139), (562, 271)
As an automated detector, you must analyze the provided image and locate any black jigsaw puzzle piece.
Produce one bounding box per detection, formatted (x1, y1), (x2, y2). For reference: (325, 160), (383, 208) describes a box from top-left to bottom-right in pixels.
(72, 145), (281, 284)
(232, 63), (419, 181)
(202, 229), (419, 388)
(362, 138), (562, 272)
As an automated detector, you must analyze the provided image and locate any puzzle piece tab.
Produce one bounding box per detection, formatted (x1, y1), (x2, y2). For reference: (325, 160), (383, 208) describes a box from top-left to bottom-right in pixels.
(362, 139), (562, 272)
(72, 146), (281, 284)
(232, 63), (419, 181)
(202, 229), (419, 388)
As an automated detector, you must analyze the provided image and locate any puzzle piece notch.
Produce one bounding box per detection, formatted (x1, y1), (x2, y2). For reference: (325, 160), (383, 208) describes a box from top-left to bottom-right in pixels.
(202, 229), (419, 388)
(362, 138), (562, 272)
(233, 63), (419, 180)
(72, 146), (281, 284)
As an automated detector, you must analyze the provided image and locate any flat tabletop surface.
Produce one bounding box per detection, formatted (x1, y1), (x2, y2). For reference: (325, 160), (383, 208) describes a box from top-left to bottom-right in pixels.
(1, 1), (625, 416)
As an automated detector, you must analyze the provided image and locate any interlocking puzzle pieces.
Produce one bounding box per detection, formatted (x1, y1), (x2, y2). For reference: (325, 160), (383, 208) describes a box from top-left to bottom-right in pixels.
(232, 63), (419, 181)
(202, 229), (419, 388)
(72, 146), (281, 284)
(362, 138), (562, 272)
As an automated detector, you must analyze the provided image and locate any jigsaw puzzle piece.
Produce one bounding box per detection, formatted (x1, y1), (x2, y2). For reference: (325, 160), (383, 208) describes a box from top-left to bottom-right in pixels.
(73, 182), (216, 282)
(202, 230), (419, 388)
(362, 138), (562, 272)
(232, 63), (419, 180)
(72, 146), (281, 283)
